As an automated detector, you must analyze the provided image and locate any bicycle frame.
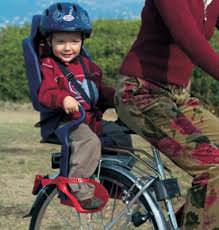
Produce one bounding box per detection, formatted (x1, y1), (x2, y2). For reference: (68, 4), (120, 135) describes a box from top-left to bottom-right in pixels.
(152, 147), (180, 230)
(98, 145), (181, 230)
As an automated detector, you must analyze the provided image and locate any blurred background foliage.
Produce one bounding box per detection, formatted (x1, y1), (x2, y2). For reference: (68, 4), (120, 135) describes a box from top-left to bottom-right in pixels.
(0, 20), (219, 115)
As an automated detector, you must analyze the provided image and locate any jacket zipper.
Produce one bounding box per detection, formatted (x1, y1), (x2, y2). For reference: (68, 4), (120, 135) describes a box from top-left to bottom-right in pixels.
(203, 3), (207, 23)
(204, 9), (207, 22)
(203, 0), (213, 23)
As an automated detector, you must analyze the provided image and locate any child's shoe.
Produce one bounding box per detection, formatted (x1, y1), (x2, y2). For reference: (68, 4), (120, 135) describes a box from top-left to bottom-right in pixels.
(79, 197), (103, 210)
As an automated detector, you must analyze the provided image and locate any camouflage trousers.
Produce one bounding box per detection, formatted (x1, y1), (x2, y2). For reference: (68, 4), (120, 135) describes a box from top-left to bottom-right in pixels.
(115, 76), (219, 230)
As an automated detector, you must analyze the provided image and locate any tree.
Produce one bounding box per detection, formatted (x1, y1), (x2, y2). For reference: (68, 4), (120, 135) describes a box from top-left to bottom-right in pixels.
(0, 24), (30, 101)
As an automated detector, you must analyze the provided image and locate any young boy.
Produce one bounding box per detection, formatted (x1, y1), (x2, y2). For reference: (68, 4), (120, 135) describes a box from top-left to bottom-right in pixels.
(38, 2), (115, 210)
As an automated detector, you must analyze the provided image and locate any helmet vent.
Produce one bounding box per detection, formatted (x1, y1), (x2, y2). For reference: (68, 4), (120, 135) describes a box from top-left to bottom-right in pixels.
(73, 4), (77, 12)
(57, 3), (62, 12)
(45, 9), (49, 16)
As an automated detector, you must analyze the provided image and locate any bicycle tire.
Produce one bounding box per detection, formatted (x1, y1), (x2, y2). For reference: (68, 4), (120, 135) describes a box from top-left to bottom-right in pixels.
(29, 168), (158, 230)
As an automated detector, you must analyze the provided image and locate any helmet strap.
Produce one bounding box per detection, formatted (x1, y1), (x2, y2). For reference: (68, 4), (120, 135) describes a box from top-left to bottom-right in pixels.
(46, 35), (52, 47)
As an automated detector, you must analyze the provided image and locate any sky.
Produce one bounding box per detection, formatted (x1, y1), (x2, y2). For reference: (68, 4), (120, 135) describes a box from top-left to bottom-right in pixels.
(0, 0), (144, 27)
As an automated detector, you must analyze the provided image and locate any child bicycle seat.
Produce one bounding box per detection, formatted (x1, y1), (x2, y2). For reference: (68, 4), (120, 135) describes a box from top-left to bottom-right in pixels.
(22, 15), (90, 143)
(22, 15), (90, 177)
(22, 15), (109, 212)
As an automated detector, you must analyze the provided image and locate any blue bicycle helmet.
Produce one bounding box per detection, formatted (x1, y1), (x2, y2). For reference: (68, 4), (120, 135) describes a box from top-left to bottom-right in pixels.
(40, 2), (92, 38)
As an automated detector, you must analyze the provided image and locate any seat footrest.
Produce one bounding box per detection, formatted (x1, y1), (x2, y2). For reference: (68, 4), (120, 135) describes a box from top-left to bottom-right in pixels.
(37, 175), (109, 213)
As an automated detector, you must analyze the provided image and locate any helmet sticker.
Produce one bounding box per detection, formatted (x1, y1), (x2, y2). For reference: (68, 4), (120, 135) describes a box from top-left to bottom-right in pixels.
(62, 6), (75, 22)
(63, 14), (75, 22)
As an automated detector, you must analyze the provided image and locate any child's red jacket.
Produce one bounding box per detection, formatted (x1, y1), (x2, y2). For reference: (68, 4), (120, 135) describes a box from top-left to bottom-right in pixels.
(38, 56), (114, 135)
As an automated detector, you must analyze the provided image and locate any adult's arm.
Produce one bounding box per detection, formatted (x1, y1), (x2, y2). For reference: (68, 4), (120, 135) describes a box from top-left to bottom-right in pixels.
(87, 59), (115, 111)
(98, 83), (115, 111)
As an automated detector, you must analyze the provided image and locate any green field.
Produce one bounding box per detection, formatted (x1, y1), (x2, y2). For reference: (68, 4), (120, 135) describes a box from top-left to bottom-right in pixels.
(0, 103), (191, 229)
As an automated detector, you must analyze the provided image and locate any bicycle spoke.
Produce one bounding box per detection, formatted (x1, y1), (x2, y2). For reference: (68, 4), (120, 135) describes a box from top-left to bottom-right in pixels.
(95, 210), (106, 228)
(76, 212), (83, 230)
(87, 214), (94, 230)
(110, 184), (118, 221)
(43, 190), (73, 229)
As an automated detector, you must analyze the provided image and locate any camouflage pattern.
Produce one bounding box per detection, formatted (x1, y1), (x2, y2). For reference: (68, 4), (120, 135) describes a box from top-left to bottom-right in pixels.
(115, 75), (219, 230)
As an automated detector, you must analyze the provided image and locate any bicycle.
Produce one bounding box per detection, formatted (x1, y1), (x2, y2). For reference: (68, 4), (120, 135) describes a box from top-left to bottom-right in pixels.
(23, 107), (182, 229)
(23, 15), (182, 230)
(27, 140), (182, 230)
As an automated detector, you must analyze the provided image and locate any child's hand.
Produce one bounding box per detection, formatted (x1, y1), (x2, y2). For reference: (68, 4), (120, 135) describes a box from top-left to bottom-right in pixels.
(63, 96), (80, 114)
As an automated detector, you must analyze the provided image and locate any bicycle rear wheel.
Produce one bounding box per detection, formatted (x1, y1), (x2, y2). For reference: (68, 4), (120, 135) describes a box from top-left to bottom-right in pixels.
(29, 168), (158, 230)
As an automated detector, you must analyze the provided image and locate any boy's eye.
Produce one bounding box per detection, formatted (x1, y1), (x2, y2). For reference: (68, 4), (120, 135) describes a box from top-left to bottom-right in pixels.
(71, 40), (81, 43)
(55, 40), (80, 43)
(56, 40), (64, 43)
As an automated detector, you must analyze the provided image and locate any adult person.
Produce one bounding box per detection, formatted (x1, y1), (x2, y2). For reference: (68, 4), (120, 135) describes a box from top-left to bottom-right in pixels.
(115, 0), (219, 229)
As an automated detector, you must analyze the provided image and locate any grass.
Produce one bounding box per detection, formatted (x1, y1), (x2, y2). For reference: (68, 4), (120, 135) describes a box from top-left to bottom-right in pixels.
(0, 103), (191, 229)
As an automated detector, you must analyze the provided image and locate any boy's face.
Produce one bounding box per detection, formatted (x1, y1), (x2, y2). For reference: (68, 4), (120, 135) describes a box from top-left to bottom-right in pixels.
(50, 31), (82, 63)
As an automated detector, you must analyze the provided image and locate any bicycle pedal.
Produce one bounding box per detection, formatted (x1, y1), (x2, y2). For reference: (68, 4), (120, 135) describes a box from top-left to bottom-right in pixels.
(132, 211), (150, 227)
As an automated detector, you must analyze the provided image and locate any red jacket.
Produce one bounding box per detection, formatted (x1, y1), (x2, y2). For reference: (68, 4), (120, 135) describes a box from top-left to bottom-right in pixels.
(38, 56), (114, 135)
(120, 0), (219, 87)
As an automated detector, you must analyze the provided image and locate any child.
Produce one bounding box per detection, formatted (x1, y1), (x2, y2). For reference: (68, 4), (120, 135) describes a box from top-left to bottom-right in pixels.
(38, 2), (115, 210)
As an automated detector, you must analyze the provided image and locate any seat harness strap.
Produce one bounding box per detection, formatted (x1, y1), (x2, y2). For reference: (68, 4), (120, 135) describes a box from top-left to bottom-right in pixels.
(56, 56), (96, 107)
